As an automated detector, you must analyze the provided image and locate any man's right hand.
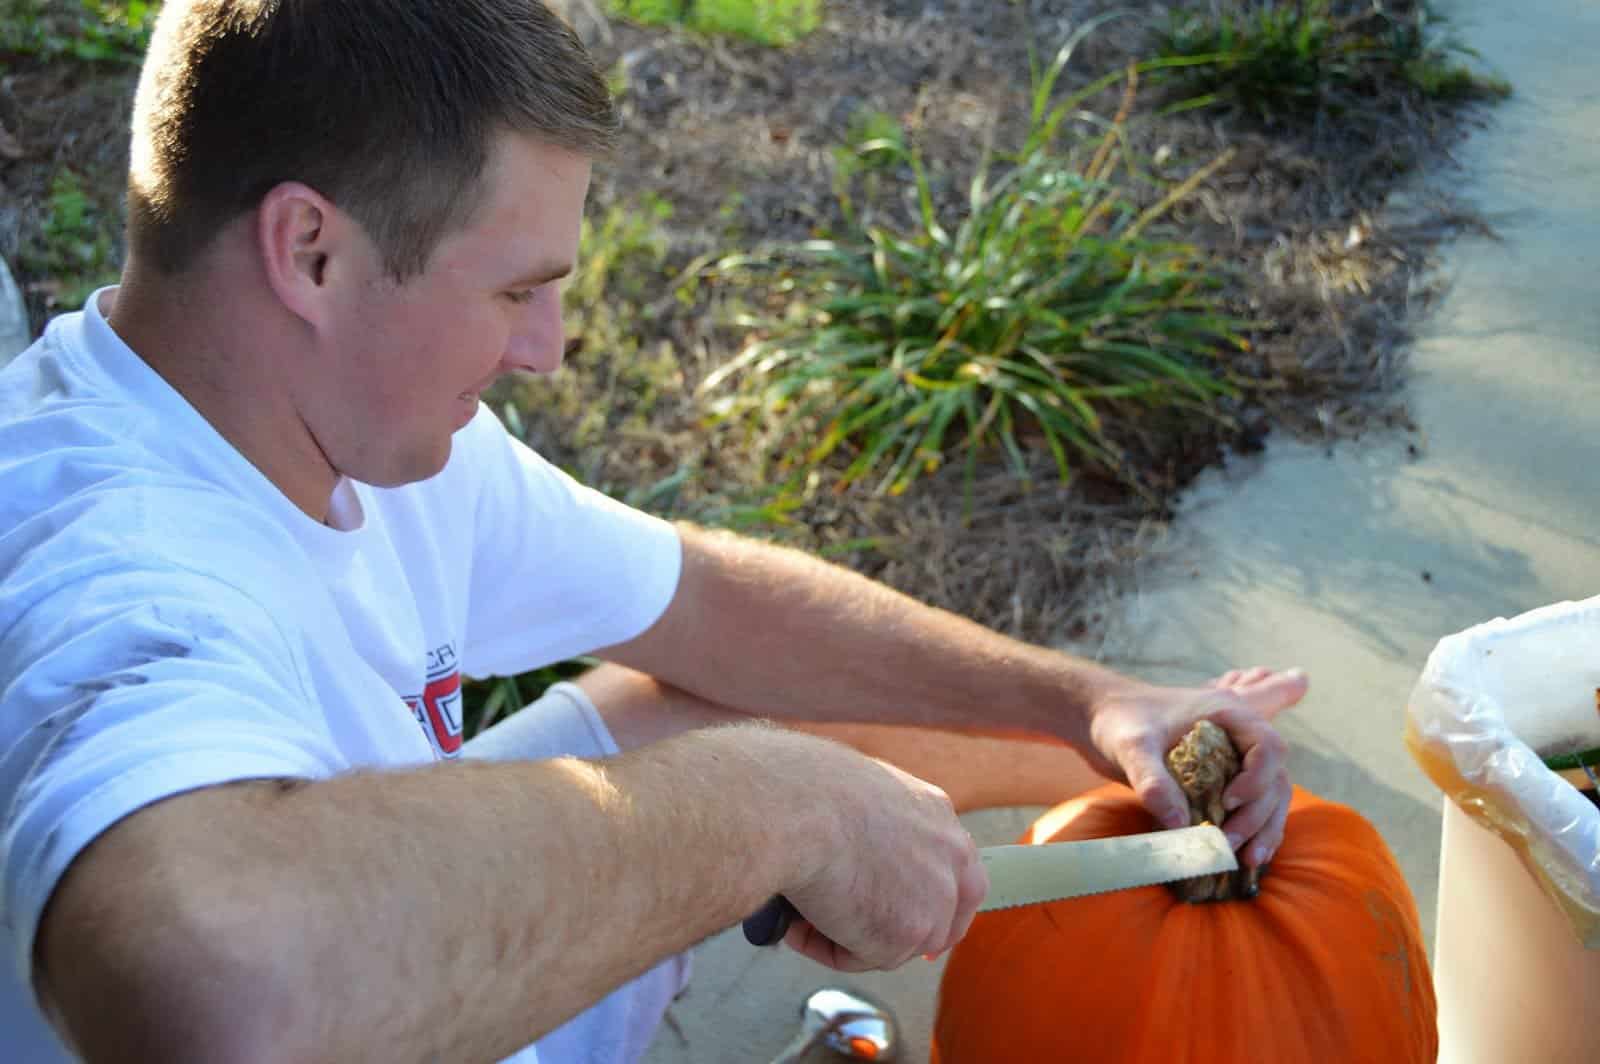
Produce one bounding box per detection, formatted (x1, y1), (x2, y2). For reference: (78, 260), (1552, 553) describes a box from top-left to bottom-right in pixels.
(758, 732), (989, 971)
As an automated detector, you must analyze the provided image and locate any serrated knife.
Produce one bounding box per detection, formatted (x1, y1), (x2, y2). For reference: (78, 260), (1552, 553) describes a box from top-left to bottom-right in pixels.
(743, 824), (1236, 946)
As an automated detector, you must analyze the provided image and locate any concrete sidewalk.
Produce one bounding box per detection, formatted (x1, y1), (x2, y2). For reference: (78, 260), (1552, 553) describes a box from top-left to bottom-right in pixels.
(645, 0), (1600, 1059)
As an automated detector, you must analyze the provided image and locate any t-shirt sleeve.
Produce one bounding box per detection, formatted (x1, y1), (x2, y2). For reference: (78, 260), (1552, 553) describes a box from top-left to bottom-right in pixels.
(0, 564), (343, 992)
(455, 410), (683, 679)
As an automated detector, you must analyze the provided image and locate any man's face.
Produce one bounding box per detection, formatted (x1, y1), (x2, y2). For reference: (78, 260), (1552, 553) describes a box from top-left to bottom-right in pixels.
(305, 133), (590, 488)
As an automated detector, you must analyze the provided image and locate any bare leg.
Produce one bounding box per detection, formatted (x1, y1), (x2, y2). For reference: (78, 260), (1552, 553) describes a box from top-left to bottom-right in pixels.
(786, 722), (1107, 812)
(571, 664), (747, 748)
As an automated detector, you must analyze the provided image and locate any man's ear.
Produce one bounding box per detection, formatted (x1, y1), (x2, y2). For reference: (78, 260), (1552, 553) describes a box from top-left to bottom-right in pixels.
(256, 181), (348, 328)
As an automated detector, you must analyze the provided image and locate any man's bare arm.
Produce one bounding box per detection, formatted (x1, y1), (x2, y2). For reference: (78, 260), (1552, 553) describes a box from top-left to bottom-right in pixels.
(36, 723), (981, 1064)
(575, 662), (1112, 812)
(604, 525), (1119, 742)
(604, 525), (1296, 862)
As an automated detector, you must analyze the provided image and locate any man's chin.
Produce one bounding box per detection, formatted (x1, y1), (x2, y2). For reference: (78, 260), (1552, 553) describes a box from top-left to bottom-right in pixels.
(362, 441), (454, 488)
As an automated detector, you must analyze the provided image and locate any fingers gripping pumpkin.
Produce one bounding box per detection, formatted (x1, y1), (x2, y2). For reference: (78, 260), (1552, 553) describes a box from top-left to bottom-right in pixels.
(932, 726), (1436, 1063)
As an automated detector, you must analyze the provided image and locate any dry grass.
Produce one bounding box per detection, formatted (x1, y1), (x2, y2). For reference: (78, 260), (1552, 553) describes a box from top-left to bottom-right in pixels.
(1, 0), (1507, 649)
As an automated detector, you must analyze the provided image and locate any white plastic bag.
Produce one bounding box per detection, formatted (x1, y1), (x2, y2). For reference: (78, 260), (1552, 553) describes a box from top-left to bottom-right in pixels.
(1406, 596), (1600, 947)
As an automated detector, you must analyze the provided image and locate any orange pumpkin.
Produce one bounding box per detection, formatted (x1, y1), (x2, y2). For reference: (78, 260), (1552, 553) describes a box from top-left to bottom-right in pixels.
(932, 785), (1436, 1063)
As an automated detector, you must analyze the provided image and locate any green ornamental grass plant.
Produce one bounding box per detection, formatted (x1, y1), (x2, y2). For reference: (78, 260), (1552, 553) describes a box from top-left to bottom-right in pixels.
(702, 30), (1246, 498)
(1154, 0), (1509, 120)
(0, 0), (157, 65)
(607, 0), (821, 47)
(19, 169), (122, 313)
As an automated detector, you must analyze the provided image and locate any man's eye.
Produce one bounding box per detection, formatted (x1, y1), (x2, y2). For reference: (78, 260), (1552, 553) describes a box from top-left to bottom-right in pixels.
(504, 289), (537, 305)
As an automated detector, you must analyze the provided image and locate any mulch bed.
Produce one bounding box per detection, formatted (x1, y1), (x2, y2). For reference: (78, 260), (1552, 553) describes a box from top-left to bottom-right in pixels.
(0, 0), (1502, 644)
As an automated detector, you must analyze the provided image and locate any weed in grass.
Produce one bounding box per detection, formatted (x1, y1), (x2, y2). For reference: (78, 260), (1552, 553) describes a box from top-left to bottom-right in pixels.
(609, 0), (682, 28)
(827, 109), (907, 241)
(840, 108), (904, 161)
(1390, 27), (1506, 103)
(1154, 1), (1509, 122)
(830, 108), (906, 211)
(690, 0), (819, 46)
(1157, 2), (1340, 119)
(715, 191), (745, 241)
(561, 196), (680, 432)
(607, 0), (820, 47)
(1402, 58), (1509, 102)
(0, 0), (157, 66)
(19, 169), (122, 313)
(605, 57), (631, 103)
(568, 193), (674, 310)
(701, 36), (1245, 500)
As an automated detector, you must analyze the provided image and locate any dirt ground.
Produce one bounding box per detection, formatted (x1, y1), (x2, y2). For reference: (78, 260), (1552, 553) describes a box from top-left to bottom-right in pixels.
(0, 0), (1504, 644)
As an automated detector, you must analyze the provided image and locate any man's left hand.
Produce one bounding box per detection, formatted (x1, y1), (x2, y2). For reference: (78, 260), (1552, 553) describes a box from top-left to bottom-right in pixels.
(1082, 667), (1307, 867)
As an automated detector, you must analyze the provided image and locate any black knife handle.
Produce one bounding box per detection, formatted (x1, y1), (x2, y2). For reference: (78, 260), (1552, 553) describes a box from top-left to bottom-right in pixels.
(742, 894), (799, 946)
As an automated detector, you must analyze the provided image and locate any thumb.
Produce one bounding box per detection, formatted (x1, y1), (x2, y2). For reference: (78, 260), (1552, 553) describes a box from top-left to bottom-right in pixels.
(1124, 749), (1189, 830)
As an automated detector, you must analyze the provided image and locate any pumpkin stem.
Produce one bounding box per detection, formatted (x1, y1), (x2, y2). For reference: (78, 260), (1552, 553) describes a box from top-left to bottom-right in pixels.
(1164, 720), (1262, 902)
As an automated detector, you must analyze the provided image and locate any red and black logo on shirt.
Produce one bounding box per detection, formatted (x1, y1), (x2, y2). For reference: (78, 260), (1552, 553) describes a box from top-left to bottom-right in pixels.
(405, 641), (463, 758)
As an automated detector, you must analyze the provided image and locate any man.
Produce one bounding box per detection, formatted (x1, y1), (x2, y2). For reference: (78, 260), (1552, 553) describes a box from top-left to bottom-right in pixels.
(0, 2), (1305, 1061)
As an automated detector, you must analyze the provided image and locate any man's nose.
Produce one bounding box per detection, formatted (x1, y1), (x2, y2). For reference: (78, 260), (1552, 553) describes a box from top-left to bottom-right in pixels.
(502, 289), (565, 375)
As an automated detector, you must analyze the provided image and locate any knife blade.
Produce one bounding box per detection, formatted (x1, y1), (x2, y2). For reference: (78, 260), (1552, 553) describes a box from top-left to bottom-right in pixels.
(743, 824), (1235, 946)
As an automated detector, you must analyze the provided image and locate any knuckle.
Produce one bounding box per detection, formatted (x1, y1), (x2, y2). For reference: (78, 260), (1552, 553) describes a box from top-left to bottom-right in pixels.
(1130, 772), (1164, 799)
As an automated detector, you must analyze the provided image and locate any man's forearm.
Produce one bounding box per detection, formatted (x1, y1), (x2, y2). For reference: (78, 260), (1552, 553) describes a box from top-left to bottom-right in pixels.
(37, 725), (819, 1064)
(605, 525), (1140, 746)
(574, 663), (1111, 813)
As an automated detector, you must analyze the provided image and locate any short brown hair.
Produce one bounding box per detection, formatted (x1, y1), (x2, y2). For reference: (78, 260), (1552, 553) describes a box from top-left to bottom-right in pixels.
(128, 0), (617, 279)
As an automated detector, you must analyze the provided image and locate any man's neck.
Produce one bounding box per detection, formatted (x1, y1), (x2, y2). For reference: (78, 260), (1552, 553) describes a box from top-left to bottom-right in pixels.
(108, 260), (342, 524)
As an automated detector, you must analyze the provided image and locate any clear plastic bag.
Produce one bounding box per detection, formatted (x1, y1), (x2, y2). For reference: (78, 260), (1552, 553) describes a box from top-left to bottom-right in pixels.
(1405, 596), (1600, 947)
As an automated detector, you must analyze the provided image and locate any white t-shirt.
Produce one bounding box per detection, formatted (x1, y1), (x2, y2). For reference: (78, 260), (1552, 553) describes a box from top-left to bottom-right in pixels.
(0, 290), (684, 1062)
